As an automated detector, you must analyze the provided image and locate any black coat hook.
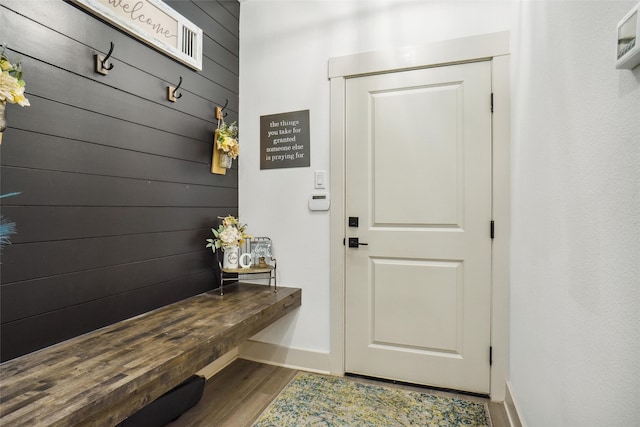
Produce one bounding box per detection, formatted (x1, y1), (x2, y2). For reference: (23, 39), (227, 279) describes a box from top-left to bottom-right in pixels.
(215, 99), (230, 120)
(95, 42), (115, 75)
(168, 76), (183, 102)
(173, 76), (183, 99)
(220, 98), (229, 117)
(102, 42), (115, 70)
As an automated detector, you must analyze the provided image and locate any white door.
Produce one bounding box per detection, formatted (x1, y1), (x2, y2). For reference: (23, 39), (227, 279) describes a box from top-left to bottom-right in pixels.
(345, 60), (493, 394)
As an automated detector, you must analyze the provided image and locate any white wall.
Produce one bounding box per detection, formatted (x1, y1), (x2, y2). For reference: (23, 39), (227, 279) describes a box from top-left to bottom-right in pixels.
(240, 0), (640, 423)
(510, 1), (640, 425)
(239, 0), (512, 362)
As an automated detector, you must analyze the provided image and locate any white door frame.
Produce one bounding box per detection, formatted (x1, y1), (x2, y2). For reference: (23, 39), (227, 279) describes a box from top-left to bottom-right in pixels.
(328, 31), (511, 401)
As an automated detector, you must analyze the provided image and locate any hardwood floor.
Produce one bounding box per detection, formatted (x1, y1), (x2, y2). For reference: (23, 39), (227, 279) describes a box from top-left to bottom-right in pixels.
(167, 359), (509, 427)
(167, 359), (296, 427)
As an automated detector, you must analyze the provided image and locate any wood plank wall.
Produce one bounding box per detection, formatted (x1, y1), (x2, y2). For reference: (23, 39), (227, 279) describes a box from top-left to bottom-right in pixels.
(0, 0), (239, 362)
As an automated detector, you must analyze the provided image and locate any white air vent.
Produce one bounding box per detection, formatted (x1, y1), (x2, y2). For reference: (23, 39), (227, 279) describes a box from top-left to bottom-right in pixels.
(71, 0), (203, 70)
(175, 18), (202, 70)
(182, 27), (196, 59)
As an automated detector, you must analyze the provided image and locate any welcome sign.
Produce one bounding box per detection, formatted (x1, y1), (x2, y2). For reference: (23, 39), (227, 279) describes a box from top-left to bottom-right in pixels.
(70, 0), (202, 70)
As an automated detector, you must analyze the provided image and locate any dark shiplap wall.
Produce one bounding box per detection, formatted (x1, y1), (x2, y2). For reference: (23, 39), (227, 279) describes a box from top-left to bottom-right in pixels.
(0, 0), (239, 361)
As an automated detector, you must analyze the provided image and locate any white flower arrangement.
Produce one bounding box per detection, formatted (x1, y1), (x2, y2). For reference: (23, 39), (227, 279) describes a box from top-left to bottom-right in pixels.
(206, 215), (250, 251)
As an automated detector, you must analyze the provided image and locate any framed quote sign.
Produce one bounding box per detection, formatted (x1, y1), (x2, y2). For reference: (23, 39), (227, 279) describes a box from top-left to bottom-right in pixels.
(70, 0), (203, 70)
(260, 110), (310, 169)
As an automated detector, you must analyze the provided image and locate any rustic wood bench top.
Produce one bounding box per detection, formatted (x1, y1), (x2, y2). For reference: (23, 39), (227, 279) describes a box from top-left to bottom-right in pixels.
(0, 283), (301, 427)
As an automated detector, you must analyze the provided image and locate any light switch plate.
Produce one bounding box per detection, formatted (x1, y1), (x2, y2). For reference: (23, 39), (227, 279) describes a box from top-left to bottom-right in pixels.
(314, 170), (327, 189)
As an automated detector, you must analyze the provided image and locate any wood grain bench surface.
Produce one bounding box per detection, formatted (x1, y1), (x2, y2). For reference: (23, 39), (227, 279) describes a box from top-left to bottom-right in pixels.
(0, 283), (301, 427)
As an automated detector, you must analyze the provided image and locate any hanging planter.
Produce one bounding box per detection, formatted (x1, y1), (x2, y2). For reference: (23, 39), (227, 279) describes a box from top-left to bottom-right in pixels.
(211, 106), (239, 174)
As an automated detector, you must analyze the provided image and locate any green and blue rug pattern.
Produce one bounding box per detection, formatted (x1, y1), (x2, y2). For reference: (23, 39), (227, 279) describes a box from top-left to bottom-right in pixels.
(252, 372), (491, 427)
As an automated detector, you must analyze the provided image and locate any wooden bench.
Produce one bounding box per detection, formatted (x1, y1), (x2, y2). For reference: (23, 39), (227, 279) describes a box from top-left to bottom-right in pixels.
(0, 283), (301, 427)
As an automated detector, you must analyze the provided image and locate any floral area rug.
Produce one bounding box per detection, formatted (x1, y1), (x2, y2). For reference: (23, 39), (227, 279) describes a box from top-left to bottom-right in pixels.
(251, 372), (492, 427)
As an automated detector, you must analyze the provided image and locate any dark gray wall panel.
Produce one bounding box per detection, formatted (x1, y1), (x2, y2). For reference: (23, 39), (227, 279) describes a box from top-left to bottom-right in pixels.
(1, 253), (218, 323)
(9, 96), (214, 163)
(0, 168), (238, 207)
(219, 0), (240, 19)
(1, 272), (216, 361)
(3, 206), (237, 243)
(3, 130), (237, 187)
(2, 229), (212, 283)
(193, 0), (240, 38)
(0, 0), (239, 361)
(17, 57), (213, 141)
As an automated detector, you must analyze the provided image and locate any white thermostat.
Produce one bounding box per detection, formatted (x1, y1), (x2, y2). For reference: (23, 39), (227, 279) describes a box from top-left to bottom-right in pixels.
(309, 193), (330, 211)
(616, 1), (640, 69)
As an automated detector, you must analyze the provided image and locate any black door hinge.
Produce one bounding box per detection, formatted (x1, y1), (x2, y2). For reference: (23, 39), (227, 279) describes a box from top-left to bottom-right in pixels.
(490, 346), (493, 366)
(490, 93), (494, 113)
(343, 238), (346, 246)
(490, 221), (495, 239)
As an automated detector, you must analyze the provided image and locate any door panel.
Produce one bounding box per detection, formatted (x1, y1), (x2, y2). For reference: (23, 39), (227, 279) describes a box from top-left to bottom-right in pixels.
(372, 83), (463, 226)
(345, 61), (492, 394)
(372, 258), (462, 352)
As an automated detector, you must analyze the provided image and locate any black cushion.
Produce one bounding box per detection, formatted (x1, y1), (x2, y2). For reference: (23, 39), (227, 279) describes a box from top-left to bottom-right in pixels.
(117, 375), (205, 427)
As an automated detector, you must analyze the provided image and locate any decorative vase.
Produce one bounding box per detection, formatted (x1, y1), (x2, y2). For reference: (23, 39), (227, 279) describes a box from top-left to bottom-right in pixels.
(222, 246), (239, 269)
(218, 151), (233, 168)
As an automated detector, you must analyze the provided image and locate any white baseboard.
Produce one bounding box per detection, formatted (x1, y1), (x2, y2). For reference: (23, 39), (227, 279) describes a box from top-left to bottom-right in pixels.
(196, 347), (239, 379)
(504, 381), (527, 427)
(239, 340), (331, 374)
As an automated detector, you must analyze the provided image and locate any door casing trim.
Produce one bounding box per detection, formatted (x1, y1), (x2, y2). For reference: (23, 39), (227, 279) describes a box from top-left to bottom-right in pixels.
(328, 31), (510, 401)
